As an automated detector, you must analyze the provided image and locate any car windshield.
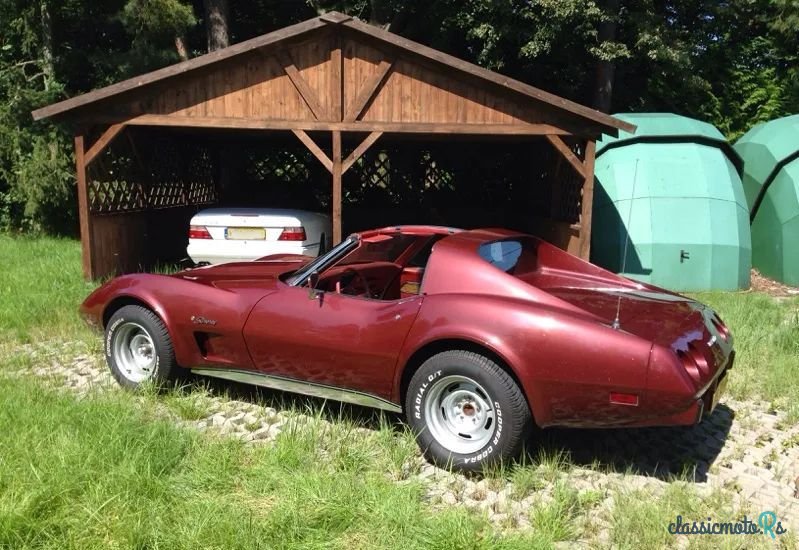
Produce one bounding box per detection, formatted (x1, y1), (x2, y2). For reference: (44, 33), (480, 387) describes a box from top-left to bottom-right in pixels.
(336, 234), (418, 266)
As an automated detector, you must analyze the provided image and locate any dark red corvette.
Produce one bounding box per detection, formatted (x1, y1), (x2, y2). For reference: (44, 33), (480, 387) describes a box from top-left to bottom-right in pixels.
(81, 226), (734, 470)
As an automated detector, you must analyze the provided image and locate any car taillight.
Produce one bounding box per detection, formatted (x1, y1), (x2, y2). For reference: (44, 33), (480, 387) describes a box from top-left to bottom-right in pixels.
(677, 343), (709, 385)
(711, 313), (730, 341)
(278, 227), (306, 241)
(189, 226), (212, 239)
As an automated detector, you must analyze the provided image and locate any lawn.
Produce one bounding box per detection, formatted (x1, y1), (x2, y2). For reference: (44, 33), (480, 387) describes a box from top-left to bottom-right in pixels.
(0, 234), (797, 549)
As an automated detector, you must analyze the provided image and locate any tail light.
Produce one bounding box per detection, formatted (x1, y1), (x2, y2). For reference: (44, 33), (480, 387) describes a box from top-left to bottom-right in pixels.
(710, 313), (730, 341)
(677, 343), (709, 385)
(189, 226), (212, 239)
(278, 227), (306, 241)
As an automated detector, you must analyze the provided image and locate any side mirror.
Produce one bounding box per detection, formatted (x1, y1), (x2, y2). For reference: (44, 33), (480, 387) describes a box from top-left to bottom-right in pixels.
(307, 271), (321, 299)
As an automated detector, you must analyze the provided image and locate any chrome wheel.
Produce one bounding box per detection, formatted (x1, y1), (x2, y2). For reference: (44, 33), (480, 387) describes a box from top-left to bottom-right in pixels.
(112, 322), (156, 383)
(424, 375), (496, 454)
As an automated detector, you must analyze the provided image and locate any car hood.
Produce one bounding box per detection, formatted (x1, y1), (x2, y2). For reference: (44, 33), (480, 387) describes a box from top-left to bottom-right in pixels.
(173, 254), (310, 291)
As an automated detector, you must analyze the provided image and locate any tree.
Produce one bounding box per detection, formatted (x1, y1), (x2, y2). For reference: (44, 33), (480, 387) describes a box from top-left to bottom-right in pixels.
(204, 0), (229, 51)
(121, 0), (197, 62)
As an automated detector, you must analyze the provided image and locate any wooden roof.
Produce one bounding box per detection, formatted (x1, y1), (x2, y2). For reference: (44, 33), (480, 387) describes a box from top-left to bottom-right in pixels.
(32, 11), (635, 137)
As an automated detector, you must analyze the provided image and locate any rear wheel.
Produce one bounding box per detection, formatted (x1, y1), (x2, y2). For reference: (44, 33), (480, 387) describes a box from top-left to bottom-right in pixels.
(318, 233), (327, 255)
(105, 305), (181, 389)
(405, 350), (533, 472)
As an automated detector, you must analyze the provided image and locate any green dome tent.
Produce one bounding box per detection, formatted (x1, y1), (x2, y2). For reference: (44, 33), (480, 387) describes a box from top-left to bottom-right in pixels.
(591, 113), (751, 291)
(734, 114), (799, 286)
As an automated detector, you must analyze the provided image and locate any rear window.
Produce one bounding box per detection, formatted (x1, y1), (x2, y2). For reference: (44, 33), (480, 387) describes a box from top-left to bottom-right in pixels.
(477, 238), (538, 274)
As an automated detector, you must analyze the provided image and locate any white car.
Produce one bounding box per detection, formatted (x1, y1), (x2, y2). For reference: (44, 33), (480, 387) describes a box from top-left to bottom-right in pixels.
(187, 208), (332, 264)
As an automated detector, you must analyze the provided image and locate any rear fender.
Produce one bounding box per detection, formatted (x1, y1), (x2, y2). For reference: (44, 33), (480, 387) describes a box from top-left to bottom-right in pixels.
(395, 294), (653, 427)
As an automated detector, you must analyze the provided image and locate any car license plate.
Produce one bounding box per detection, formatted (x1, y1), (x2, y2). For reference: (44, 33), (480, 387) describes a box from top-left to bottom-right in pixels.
(710, 373), (728, 411)
(225, 227), (266, 240)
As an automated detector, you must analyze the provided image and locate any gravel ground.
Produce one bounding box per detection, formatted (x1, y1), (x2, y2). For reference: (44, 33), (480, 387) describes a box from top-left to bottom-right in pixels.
(7, 339), (799, 542)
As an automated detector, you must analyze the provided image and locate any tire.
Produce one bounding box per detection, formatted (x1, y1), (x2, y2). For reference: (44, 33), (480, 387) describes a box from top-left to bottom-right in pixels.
(318, 233), (327, 256)
(104, 305), (181, 390)
(405, 350), (533, 472)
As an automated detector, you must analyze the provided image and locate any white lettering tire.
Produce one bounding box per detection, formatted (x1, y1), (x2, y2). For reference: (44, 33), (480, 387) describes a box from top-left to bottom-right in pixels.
(405, 350), (533, 472)
(105, 305), (180, 390)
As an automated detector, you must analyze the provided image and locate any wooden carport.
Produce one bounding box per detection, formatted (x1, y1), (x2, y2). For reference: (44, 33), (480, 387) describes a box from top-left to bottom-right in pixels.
(33, 11), (634, 280)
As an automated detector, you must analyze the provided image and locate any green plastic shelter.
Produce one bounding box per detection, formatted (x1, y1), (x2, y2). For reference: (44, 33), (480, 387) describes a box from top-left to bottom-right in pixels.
(734, 114), (799, 286)
(591, 113), (751, 291)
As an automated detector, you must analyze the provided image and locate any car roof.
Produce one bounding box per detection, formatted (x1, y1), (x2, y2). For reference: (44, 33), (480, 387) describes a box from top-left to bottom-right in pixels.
(353, 225), (463, 239)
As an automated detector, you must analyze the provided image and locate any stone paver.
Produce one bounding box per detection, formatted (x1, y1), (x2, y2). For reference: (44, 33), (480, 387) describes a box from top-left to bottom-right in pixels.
(6, 339), (799, 539)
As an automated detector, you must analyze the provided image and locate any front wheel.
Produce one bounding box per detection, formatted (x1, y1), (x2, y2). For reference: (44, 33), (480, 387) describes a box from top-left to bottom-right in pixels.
(405, 350), (533, 472)
(105, 305), (181, 389)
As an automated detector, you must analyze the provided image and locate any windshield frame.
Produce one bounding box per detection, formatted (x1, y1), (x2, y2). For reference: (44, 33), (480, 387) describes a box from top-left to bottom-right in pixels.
(286, 236), (359, 286)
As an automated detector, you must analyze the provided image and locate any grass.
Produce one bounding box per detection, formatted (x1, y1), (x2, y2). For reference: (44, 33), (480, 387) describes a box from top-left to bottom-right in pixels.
(1, 234), (799, 547)
(0, 235), (97, 344)
(695, 291), (799, 419)
(609, 483), (796, 550)
(0, 377), (558, 550)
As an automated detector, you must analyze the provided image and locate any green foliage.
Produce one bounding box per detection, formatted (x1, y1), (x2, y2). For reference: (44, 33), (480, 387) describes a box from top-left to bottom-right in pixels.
(121, 0), (196, 38)
(0, 0), (796, 233)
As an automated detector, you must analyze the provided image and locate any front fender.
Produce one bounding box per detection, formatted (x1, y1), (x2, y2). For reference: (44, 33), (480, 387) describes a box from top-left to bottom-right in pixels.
(81, 274), (257, 370)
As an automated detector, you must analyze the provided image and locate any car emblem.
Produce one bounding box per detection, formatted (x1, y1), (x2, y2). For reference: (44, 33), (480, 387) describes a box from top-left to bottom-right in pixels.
(707, 335), (717, 347)
(191, 315), (217, 326)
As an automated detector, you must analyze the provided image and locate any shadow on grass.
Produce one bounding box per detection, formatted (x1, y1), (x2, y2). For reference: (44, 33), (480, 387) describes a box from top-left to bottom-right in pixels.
(182, 374), (734, 483)
(189, 374), (400, 429)
(532, 404), (735, 482)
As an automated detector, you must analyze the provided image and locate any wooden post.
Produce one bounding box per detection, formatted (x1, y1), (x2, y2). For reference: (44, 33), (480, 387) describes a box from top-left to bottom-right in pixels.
(332, 130), (342, 244)
(579, 140), (597, 260)
(74, 133), (94, 280)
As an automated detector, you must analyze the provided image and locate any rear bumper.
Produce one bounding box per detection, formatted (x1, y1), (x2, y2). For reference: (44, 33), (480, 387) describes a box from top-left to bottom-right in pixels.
(187, 240), (319, 264)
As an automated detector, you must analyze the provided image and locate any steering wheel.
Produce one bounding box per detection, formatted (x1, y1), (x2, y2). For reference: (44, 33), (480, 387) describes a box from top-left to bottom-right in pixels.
(337, 268), (372, 298)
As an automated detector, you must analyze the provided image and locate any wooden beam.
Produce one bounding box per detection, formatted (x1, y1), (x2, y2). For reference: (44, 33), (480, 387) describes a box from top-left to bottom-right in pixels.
(578, 140), (597, 260)
(291, 129), (332, 173)
(32, 17), (330, 121)
(278, 50), (328, 120)
(344, 59), (393, 122)
(342, 131), (382, 174)
(546, 135), (585, 178)
(332, 130), (342, 244)
(74, 134), (94, 280)
(84, 123), (126, 166)
(330, 34), (343, 122)
(105, 114), (573, 135)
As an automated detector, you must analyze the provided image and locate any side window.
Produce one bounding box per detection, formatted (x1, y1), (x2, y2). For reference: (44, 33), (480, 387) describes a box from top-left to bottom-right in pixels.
(478, 240), (523, 273)
(406, 235), (445, 268)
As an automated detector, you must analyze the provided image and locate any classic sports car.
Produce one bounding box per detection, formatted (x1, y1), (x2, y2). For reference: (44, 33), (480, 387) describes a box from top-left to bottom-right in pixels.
(81, 225), (734, 471)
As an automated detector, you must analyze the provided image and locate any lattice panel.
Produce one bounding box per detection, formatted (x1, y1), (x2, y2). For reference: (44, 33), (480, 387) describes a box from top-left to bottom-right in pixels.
(550, 139), (586, 224)
(89, 180), (146, 213)
(247, 150), (312, 184)
(186, 180), (217, 204)
(86, 132), (217, 214)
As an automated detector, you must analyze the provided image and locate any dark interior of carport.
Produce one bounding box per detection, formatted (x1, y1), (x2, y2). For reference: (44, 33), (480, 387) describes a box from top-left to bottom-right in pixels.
(33, 11), (633, 280)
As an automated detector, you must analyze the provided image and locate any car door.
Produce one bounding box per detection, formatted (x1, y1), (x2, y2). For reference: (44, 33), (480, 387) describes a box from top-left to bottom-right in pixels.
(242, 283), (423, 401)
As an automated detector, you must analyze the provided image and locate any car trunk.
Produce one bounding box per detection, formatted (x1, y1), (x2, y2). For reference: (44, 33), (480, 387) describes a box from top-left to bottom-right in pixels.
(190, 209), (312, 243)
(516, 246), (730, 391)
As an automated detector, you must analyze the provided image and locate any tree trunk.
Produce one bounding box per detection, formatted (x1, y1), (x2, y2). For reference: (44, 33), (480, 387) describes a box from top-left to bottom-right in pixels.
(593, 0), (620, 113)
(40, 0), (54, 90)
(369, 0), (392, 28)
(204, 0), (229, 52)
(175, 35), (189, 61)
